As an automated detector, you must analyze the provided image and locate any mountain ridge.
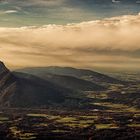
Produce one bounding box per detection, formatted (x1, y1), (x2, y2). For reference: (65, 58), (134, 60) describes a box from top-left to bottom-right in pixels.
(0, 62), (127, 109)
(0, 62), (82, 108)
(17, 66), (124, 85)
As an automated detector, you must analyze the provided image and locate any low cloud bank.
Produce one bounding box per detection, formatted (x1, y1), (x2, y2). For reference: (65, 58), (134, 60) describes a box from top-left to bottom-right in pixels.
(0, 13), (140, 71)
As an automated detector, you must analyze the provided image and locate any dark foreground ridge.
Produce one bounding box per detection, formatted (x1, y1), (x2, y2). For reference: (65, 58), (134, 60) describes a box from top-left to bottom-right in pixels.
(0, 61), (106, 109)
(0, 62), (77, 108)
(0, 61), (140, 109)
(0, 61), (118, 109)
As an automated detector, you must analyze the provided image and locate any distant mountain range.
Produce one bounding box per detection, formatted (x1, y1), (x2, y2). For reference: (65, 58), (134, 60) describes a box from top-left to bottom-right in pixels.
(18, 66), (124, 85)
(0, 61), (125, 108)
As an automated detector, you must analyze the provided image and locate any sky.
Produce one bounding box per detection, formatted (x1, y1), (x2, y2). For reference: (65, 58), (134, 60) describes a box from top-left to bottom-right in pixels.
(0, 0), (140, 72)
(0, 0), (140, 26)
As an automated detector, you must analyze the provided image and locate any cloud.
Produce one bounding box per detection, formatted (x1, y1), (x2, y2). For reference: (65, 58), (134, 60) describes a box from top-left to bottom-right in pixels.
(112, 0), (120, 3)
(4, 10), (18, 14)
(0, 10), (18, 14)
(0, 13), (140, 71)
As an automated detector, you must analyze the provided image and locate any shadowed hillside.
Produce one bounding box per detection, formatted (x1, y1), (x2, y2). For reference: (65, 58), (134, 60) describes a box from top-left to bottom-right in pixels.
(25, 73), (105, 91)
(0, 62), (83, 108)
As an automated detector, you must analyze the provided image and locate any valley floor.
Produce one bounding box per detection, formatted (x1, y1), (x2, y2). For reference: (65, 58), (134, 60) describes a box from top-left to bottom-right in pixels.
(0, 108), (140, 140)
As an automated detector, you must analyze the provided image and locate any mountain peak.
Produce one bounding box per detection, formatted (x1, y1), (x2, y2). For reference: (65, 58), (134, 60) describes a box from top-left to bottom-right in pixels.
(0, 61), (8, 73)
(0, 61), (4, 65)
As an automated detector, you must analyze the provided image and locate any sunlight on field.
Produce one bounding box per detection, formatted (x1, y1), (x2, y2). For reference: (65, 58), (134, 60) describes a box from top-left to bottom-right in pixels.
(126, 107), (140, 112)
(79, 115), (98, 119)
(0, 116), (9, 121)
(34, 123), (48, 127)
(93, 102), (128, 109)
(27, 114), (48, 117)
(52, 129), (70, 133)
(128, 124), (140, 127)
(56, 117), (77, 123)
(10, 126), (36, 140)
(96, 124), (118, 129)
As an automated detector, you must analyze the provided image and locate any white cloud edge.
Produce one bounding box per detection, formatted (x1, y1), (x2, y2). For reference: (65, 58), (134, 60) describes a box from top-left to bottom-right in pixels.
(0, 10), (18, 14)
